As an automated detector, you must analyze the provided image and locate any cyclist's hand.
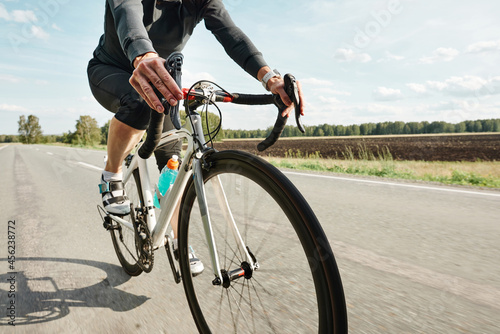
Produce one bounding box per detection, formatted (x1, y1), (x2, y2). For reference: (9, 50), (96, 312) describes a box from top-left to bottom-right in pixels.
(268, 77), (305, 118)
(129, 52), (184, 113)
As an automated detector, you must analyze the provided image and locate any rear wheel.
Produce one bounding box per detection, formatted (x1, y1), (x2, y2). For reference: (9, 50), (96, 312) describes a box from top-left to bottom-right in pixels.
(178, 151), (347, 333)
(109, 168), (143, 276)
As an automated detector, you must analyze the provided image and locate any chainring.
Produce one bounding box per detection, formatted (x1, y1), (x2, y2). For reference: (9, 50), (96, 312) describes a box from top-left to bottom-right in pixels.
(133, 215), (154, 273)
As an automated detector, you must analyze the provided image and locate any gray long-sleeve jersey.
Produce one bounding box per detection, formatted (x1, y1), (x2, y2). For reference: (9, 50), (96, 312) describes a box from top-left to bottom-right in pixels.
(93, 0), (268, 79)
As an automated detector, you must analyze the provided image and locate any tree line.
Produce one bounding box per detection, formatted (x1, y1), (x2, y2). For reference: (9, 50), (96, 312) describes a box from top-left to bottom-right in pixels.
(222, 118), (500, 139)
(2, 115), (110, 146)
(2, 114), (499, 145)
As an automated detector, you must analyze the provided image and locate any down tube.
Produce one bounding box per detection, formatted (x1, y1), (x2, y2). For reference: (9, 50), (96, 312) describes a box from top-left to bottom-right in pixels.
(192, 159), (222, 281)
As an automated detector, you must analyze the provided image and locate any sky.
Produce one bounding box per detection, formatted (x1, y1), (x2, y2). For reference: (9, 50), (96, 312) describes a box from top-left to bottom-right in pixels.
(1, 0), (499, 135)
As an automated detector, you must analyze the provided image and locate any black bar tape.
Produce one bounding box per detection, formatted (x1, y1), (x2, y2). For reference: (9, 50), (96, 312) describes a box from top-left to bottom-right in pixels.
(231, 93), (274, 105)
(257, 112), (288, 152)
(138, 111), (164, 159)
(257, 74), (303, 151)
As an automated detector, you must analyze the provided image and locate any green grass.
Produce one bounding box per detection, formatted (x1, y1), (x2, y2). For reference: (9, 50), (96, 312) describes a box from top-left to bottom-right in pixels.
(266, 146), (500, 189)
(268, 158), (500, 188)
(39, 142), (500, 188)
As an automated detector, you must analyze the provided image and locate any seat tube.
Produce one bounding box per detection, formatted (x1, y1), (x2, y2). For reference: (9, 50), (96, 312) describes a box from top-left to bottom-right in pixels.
(192, 159), (222, 281)
(138, 157), (157, 233)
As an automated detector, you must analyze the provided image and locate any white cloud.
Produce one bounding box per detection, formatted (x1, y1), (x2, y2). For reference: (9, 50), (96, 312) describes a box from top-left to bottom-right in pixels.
(35, 79), (50, 86)
(0, 4), (8, 20)
(318, 96), (341, 105)
(442, 76), (487, 92)
(0, 4), (37, 23)
(0, 74), (22, 83)
(419, 47), (459, 64)
(31, 26), (50, 40)
(406, 83), (427, 94)
(301, 78), (351, 96)
(429, 100), (478, 112)
(77, 96), (96, 103)
(0, 104), (29, 112)
(426, 80), (448, 91)
(301, 78), (334, 87)
(410, 76), (500, 99)
(324, 88), (352, 96)
(334, 48), (372, 63)
(425, 76), (493, 96)
(373, 87), (403, 101)
(377, 51), (405, 63)
(466, 40), (500, 53)
(52, 23), (63, 32)
(11, 9), (37, 23)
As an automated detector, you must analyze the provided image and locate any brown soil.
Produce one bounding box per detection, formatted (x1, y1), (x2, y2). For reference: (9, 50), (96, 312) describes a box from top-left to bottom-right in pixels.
(211, 133), (500, 162)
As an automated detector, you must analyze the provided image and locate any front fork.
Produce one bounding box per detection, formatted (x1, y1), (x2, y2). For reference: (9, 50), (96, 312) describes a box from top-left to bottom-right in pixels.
(192, 158), (258, 287)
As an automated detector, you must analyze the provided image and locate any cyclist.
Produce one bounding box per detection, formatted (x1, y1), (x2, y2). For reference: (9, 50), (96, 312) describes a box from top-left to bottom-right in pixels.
(87, 0), (304, 273)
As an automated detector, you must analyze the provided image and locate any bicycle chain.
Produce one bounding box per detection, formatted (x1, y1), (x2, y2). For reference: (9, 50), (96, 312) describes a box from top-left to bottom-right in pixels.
(133, 214), (154, 273)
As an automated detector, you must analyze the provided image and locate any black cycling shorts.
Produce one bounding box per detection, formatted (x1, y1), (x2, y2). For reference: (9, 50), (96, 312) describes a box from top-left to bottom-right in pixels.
(87, 57), (181, 171)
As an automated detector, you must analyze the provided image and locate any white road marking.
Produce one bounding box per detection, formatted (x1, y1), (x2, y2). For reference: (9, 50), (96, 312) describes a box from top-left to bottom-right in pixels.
(77, 162), (102, 171)
(283, 171), (500, 198)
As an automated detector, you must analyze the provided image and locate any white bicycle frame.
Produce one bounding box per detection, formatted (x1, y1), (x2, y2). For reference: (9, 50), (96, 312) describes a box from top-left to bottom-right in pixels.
(106, 112), (256, 281)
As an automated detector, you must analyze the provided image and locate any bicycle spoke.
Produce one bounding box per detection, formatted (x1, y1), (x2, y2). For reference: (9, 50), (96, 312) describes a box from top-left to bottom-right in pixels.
(109, 168), (143, 276)
(179, 151), (344, 333)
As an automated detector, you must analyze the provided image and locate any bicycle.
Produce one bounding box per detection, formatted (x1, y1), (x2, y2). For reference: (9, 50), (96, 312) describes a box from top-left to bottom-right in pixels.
(98, 52), (348, 333)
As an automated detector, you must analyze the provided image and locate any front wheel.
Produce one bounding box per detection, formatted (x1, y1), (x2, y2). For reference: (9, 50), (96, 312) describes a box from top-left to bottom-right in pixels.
(178, 150), (347, 333)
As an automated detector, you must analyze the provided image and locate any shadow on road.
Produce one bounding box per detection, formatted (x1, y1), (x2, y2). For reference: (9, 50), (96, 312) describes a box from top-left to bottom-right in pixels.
(0, 257), (149, 326)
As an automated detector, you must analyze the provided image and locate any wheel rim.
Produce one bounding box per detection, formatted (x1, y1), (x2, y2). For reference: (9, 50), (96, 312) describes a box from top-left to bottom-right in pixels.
(182, 170), (323, 333)
(110, 171), (142, 275)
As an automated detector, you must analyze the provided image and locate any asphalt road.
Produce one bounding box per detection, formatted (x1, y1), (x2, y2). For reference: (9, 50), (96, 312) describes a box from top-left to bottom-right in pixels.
(1, 144), (499, 333)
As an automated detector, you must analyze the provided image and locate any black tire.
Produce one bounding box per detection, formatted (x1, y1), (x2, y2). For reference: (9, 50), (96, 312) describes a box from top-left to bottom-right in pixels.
(109, 168), (143, 276)
(178, 150), (347, 333)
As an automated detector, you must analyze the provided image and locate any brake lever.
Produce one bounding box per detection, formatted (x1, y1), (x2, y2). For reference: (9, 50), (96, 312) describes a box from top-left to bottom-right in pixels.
(257, 73), (304, 151)
(284, 74), (305, 133)
(163, 52), (183, 130)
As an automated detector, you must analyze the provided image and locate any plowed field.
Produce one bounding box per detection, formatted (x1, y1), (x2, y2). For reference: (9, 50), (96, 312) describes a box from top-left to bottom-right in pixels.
(212, 133), (500, 162)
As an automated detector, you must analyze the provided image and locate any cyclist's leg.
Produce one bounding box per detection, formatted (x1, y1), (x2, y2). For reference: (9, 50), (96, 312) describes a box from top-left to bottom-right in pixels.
(88, 58), (152, 214)
(154, 115), (182, 234)
(106, 117), (144, 174)
(87, 58), (152, 169)
(154, 116), (182, 172)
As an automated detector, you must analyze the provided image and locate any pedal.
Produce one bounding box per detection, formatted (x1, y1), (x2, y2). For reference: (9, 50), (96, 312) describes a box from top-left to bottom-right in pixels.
(97, 205), (122, 231)
(103, 216), (112, 230)
(165, 235), (182, 284)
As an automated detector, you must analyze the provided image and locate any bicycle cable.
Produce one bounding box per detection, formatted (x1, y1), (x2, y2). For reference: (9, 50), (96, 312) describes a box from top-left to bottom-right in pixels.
(185, 80), (228, 149)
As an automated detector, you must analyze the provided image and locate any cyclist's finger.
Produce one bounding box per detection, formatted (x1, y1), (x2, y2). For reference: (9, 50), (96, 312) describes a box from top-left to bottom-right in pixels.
(129, 73), (164, 113)
(140, 58), (183, 106)
(142, 81), (165, 112)
(134, 61), (170, 111)
(297, 80), (305, 116)
(277, 87), (292, 107)
(281, 103), (294, 118)
(151, 74), (180, 107)
(154, 65), (184, 103)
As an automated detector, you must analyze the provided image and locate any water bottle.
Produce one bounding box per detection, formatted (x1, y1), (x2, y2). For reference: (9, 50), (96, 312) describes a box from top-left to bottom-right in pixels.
(153, 155), (179, 208)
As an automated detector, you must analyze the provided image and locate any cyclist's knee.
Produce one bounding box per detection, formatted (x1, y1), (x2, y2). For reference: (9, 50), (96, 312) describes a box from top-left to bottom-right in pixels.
(115, 92), (151, 131)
